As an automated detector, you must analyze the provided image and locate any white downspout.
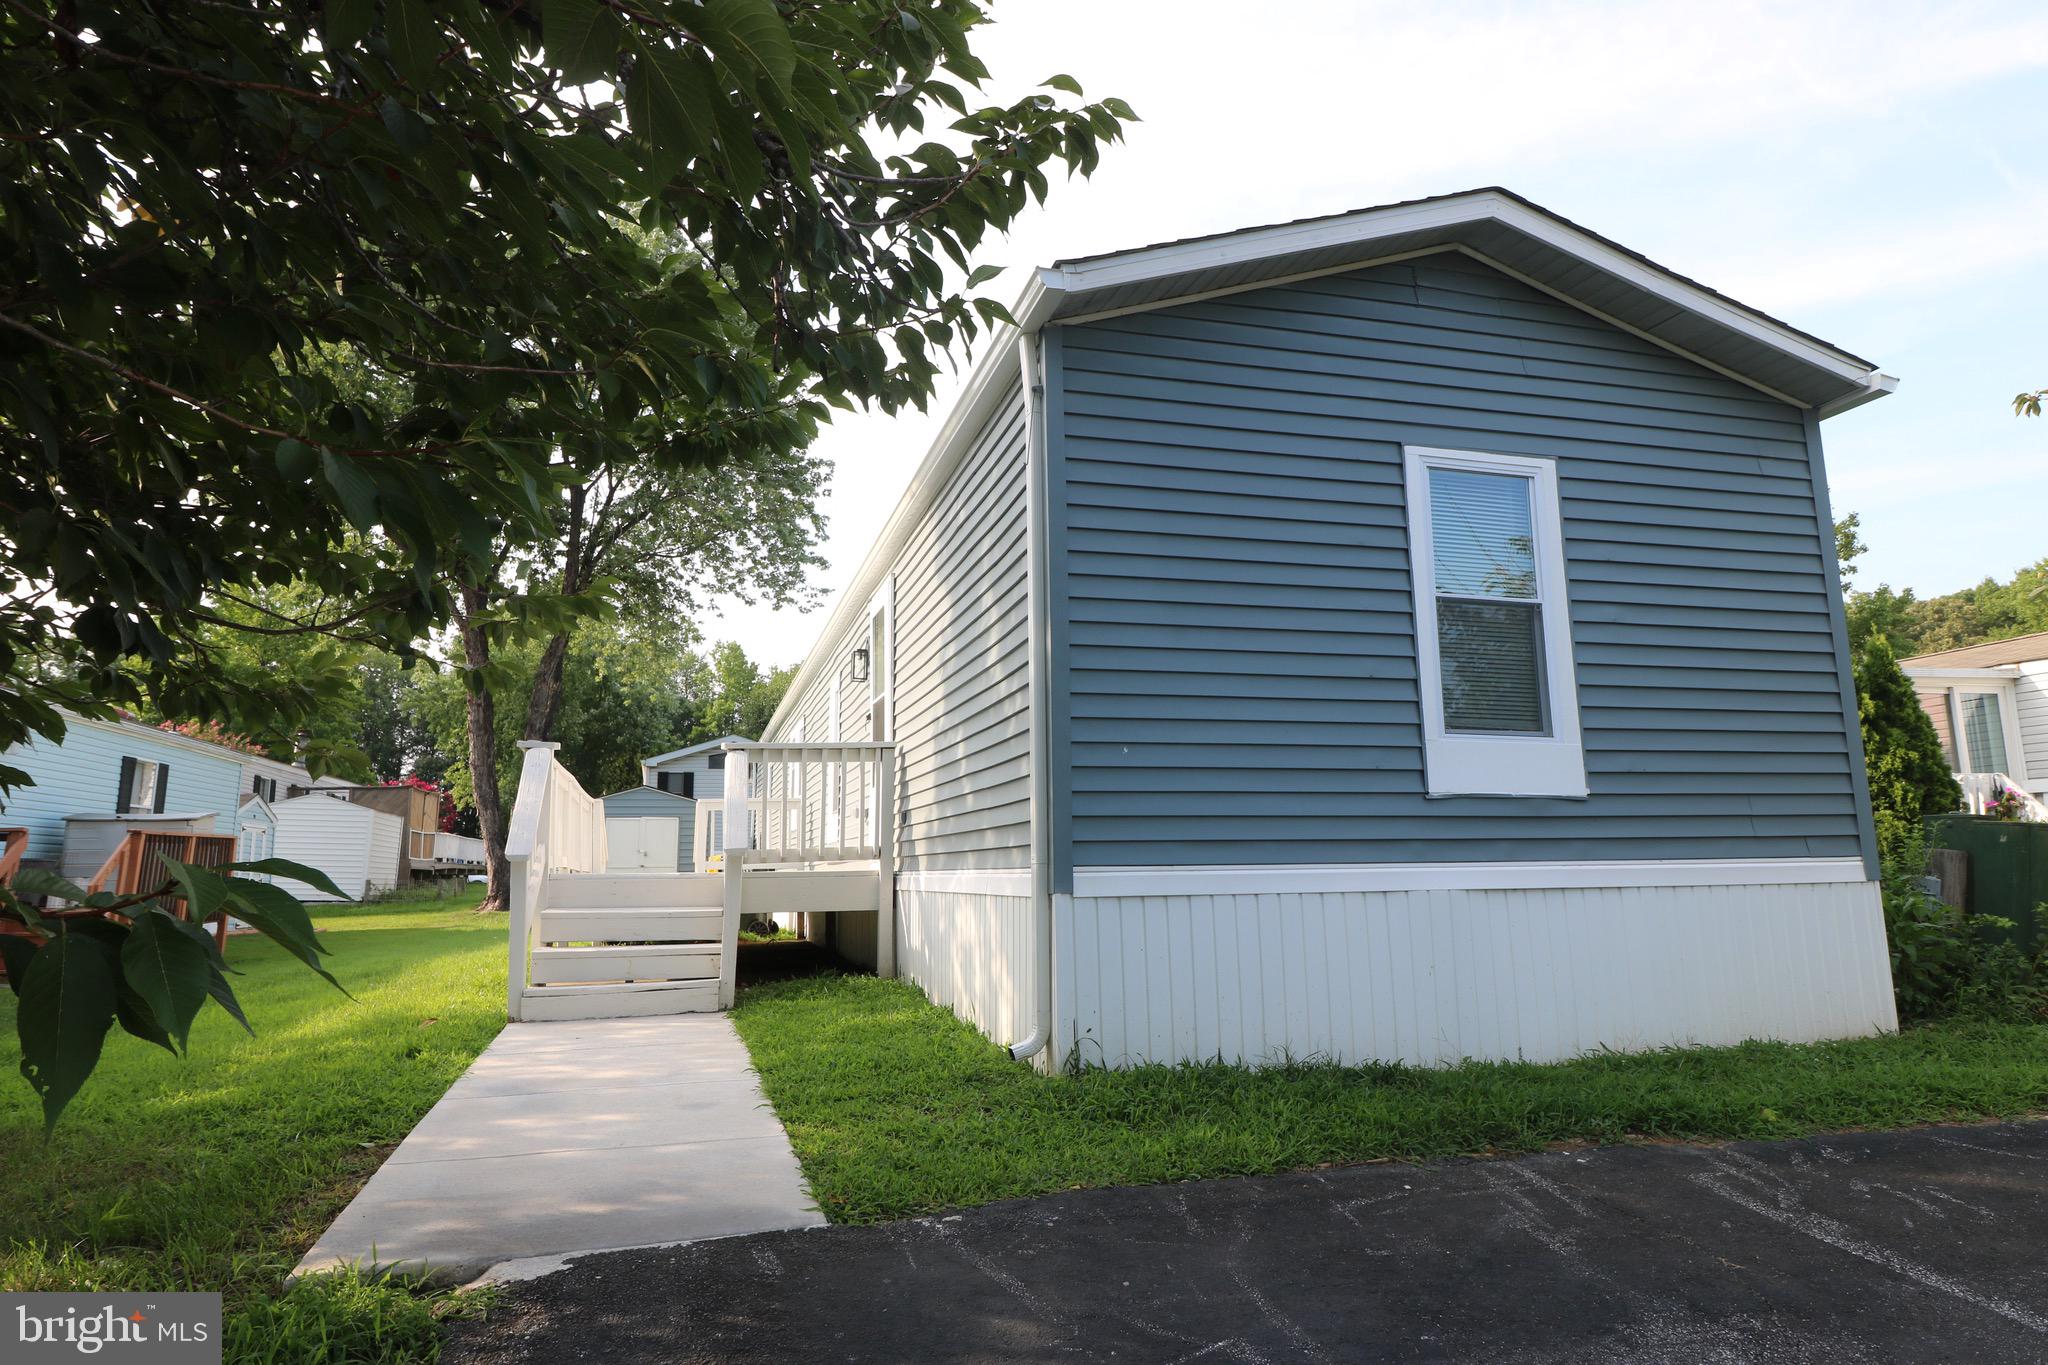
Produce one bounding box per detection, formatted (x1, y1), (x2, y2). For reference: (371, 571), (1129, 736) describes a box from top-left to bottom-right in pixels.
(1010, 330), (1055, 1064)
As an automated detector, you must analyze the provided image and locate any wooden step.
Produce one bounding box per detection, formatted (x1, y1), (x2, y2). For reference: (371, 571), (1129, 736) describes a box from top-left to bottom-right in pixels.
(536, 907), (722, 943)
(547, 872), (724, 908)
(519, 979), (719, 1021)
(530, 943), (719, 986)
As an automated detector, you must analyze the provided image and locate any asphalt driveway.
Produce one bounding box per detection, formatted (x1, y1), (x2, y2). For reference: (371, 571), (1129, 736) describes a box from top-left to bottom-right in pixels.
(445, 1119), (2048, 1363)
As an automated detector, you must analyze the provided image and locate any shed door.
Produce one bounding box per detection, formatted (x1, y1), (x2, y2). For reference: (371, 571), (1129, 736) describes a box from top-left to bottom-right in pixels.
(604, 817), (680, 871)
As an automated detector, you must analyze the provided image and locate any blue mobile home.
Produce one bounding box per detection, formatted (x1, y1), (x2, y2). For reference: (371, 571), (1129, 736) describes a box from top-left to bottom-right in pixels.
(1, 710), (316, 879)
(762, 188), (1898, 1069)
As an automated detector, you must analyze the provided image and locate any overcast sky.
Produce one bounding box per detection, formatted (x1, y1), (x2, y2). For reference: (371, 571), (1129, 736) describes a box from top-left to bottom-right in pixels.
(706, 0), (2048, 667)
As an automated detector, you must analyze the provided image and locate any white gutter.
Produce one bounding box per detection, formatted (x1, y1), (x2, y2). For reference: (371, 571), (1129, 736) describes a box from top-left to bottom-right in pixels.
(1008, 329), (1054, 1064)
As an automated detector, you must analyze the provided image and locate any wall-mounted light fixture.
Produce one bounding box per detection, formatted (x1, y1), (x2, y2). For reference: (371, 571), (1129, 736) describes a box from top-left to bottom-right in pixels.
(850, 646), (871, 683)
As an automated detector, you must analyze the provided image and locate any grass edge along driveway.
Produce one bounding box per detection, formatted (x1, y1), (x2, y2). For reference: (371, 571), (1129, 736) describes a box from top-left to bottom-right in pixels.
(731, 972), (2048, 1225)
(0, 890), (505, 1365)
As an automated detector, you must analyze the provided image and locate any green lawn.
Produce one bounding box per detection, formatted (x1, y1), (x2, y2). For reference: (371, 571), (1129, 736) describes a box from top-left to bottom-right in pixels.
(732, 972), (2048, 1224)
(0, 887), (506, 1364)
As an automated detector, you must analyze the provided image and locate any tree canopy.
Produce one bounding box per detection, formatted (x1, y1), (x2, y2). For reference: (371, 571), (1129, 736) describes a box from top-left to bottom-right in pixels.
(0, 0), (1128, 1127)
(0, 0), (1129, 775)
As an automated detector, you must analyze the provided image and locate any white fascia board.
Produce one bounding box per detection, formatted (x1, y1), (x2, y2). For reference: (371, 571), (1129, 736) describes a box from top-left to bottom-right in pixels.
(1071, 858), (1872, 899)
(763, 279), (1064, 739)
(1040, 189), (1883, 398)
(1815, 372), (1900, 419)
(1900, 666), (2023, 680)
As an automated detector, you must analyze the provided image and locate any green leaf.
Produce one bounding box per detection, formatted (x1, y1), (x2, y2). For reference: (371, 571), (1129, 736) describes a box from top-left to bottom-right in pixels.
(205, 963), (254, 1037)
(627, 42), (715, 174)
(695, 0), (797, 89)
(1041, 74), (1085, 96)
(115, 976), (176, 1054)
(542, 0), (622, 84)
(965, 263), (1005, 287)
(10, 868), (87, 907)
(226, 859), (350, 902)
(275, 438), (317, 481)
(224, 880), (344, 991)
(16, 929), (118, 1133)
(321, 451), (382, 531)
(324, 0), (374, 49)
(0, 934), (37, 996)
(160, 859), (231, 925)
(386, 0), (443, 88)
(121, 908), (213, 1052)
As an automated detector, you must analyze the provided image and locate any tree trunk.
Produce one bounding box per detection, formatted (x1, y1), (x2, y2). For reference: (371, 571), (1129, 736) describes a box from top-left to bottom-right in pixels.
(523, 631), (571, 742)
(459, 584), (511, 912)
(521, 482), (587, 746)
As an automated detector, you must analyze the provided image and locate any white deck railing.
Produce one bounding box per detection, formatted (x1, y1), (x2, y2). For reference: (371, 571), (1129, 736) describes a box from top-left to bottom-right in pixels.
(718, 741), (896, 1005)
(433, 831), (487, 865)
(1957, 772), (2048, 822)
(724, 741), (894, 865)
(505, 741), (609, 1019)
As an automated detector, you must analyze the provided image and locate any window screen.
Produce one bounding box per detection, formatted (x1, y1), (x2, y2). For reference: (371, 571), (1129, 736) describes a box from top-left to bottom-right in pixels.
(1959, 693), (2010, 774)
(1429, 468), (1547, 734)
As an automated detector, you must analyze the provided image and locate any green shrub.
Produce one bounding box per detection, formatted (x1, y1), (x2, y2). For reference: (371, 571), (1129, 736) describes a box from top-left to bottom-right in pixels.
(1880, 824), (2046, 1024)
(1856, 635), (1962, 865)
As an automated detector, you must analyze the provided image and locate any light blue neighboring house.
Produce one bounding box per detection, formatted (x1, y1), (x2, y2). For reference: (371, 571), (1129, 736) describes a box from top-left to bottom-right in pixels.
(0, 710), (312, 870)
(638, 736), (747, 803)
(761, 187), (1903, 1071)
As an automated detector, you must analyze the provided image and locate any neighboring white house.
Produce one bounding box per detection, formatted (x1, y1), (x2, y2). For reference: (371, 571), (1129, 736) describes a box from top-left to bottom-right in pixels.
(1902, 632), (2048, 816)
(639, 736), (747, 803)
(271, 792), (404, 901)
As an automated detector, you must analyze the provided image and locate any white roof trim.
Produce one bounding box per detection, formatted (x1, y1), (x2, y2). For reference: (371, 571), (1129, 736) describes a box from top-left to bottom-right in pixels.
(640, 734), (753, 767)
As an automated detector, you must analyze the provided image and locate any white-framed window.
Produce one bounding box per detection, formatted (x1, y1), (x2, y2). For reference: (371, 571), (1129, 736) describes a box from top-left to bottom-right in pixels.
(1403, 445), (1586, 798)
(118, 756), (165, 814)
(865, 575), (894, 742)
(1949, 687), (2019, 776)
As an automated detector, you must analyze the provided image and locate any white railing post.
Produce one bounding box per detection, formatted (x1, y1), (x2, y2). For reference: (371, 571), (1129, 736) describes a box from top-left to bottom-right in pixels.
(505, 741), (560, 1021)
(876, 744), (895, 979)
(719, 745), (751, 1008)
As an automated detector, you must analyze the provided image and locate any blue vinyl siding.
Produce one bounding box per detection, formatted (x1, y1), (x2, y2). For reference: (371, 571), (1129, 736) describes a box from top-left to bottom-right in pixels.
(602, 786), (697, 870)
(0, 717), (247, 861)
(1050, 252), (1871, 879)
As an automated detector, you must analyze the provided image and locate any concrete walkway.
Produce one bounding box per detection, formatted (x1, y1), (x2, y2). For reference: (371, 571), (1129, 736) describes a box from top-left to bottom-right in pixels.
(296, 1013), (822, 1286)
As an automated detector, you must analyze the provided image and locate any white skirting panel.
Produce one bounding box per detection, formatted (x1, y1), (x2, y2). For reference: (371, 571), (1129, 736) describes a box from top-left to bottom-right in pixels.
(1052, 880), (1896, 1069)
(897, 889), (1037, 1048)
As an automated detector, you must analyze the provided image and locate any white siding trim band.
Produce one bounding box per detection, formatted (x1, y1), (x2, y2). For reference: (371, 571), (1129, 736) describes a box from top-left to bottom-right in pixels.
(897, 869), (1032, 897)
(1072, 858), (1870, 898)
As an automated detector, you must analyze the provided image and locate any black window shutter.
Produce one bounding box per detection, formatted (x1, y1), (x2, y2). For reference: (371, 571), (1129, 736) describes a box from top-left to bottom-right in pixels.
(681, 772), (695, 799)
(116, 757), (135, 814)
(154, 764), (170, 813)
(655, 772), (672, 794)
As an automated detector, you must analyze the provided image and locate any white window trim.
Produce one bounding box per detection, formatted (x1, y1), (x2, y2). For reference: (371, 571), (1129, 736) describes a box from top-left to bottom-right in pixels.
(1404, 445), (1587, 798)
(865, 574), (895, 742)
(1947, 683), (2023, 779)
(825, 671), (843, 845)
